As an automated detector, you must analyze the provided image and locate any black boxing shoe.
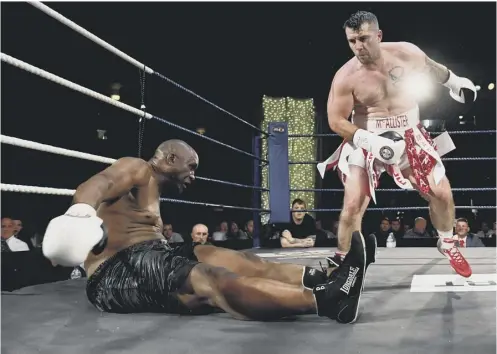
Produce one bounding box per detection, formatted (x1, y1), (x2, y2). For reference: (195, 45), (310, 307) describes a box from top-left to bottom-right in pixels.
(364, 232), (377, 269)
(325, 232), (377, 275)
(313, 231), (366, 324)
(302, 266), (327, 290)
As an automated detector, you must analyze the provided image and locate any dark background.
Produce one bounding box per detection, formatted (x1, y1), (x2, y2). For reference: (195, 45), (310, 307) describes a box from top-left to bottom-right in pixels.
(2, 2), (496, 235)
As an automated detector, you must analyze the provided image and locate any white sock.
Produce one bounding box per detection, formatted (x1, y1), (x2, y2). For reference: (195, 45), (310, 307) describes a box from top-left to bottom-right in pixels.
(437, 230), (454, 239)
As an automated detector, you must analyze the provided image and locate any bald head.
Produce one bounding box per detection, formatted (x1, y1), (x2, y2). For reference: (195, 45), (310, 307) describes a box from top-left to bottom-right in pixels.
(155, 139), (196, 159)
(150, 139), (199, 192)
(191, 223), (208, 244)
(1, 217), (14, 239)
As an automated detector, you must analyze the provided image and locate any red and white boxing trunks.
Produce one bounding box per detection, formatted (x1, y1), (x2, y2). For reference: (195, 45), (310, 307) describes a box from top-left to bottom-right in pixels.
(317, 106), (456, 203)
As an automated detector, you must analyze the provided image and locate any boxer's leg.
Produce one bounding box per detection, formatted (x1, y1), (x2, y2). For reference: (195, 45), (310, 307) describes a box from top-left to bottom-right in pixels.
(401, 167), (471, 276)
(194, 245), (307, 286)
(337, 165), (371, 253)
(176, 263), (317, 320)
(401, 168), (454, 233)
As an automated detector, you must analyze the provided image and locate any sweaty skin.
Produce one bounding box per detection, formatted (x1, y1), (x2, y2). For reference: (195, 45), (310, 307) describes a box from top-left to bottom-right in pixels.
(81, 140), (198, 277)
(328, 41), (449, 139)
(77, 140), (317, 320)
(328, 31), (455, 253)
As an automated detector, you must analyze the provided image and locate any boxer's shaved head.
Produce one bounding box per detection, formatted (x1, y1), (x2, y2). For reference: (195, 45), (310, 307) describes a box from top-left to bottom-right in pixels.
(343, 11), (379, 31)
(155, 139), (196, 159)
(150, 139), (198, 192)
(344, 11), (382, 64)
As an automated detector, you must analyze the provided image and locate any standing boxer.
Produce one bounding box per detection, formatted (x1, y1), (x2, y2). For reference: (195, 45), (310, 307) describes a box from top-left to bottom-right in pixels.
(321, 11), (477, 277)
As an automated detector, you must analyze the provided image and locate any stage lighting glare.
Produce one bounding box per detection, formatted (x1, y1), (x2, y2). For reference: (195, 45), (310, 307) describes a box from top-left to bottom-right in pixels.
(403, 73), (434, 101)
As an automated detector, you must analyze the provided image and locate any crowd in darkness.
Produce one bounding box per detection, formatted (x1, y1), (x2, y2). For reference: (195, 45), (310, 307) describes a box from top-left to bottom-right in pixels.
(261, 199), (495, 249)
(2, 198), (495, 254)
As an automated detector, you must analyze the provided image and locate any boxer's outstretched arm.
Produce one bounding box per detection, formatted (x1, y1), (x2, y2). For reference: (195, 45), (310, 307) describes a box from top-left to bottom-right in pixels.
(327, 73), (357, 141)
(398, 42), (450, 83)
(73, 157), (151, 209)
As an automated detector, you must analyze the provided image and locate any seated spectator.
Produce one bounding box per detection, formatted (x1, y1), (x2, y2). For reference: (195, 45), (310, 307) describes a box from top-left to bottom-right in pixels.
(242, 220), (254, 239)
(391, 218), (405, 239)
(476, 221), (495, 239)
(404, 217), (431, 238)
(276, 198), (315, 248)
(369, 217), (391, 247)
(163, 224), (184, 243)
(212, 221), (228, 241)
(452, 218), (485, 247)
(191, 224), (210, 245)
(1, 217), (29, 252)
(227, 221), (246, 240)
(12, 219), (22, 236)
(331, 220), (339, 237)
(12, 218), (36, 250)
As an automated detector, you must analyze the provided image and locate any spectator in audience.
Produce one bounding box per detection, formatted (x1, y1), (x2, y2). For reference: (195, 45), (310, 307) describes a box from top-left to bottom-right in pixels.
(243, 220), (254, 239)
(277, 198), (316, 248)
(391, 218), (405, 239)
(331, 220), (339, 237)
(191, 224), (210, 245)
(11, 218), (36, 250)
(452, 218), (485, 247)
(404, 217), (431, 238)
(476, 221), (495, 239)
(212, 221), (228, 241)
(227, 221), (247, 240)
(163, 224), (184, 244)
(12, 219), (23, 236)
(1, 217), (29, 252)
(403, 223), (411, 232)
(369, 217), (391, 247)
(316, 220), (335, 239)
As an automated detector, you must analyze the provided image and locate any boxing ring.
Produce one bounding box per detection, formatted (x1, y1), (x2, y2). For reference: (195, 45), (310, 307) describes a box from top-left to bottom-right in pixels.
(2, 3), (496, 354)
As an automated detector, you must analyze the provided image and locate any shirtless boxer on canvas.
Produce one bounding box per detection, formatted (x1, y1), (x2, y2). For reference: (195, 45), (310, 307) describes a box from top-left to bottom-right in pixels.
(42, 139), (376, 323)
(320, 11), (477, 277)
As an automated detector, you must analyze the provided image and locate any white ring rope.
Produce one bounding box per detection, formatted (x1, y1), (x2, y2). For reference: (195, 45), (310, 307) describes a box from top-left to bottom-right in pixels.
(2, 184), (75, 196)
(1, 53), (153, 120)
(28, 1), (154, 75)
(1, 135), (117, 164)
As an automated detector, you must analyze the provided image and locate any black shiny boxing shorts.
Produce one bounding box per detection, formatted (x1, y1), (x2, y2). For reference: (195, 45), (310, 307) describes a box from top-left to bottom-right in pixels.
(86, 239), (202, 314)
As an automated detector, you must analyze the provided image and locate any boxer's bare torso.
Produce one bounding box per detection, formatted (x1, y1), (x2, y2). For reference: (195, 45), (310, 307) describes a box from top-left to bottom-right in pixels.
(337, 42), (423, 128)
(84, 166), (164, 277)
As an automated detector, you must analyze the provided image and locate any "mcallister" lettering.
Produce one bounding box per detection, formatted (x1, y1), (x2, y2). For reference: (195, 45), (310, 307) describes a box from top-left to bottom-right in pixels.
(375, 115), (409, 129)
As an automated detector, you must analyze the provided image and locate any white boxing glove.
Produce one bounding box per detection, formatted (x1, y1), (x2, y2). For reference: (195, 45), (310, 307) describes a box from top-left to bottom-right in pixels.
(443, 70), (477, 104)
(42, 203), (107, 267)
(353, 129), (406, 165)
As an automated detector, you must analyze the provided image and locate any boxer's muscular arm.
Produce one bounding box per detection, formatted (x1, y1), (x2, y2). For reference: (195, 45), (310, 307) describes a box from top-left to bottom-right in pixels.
(327, 73), (357, 141)
(398, 42), (450, 83)
(73, 157), (151, 209)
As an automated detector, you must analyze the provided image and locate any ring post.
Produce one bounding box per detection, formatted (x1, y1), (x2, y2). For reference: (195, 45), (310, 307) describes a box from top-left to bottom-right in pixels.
(252, 135), (262, 248)
(268, 122), (290, 224)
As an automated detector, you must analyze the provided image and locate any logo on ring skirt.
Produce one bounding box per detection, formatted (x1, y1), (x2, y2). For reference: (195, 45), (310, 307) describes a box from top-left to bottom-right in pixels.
(380, 146), (394, 160)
